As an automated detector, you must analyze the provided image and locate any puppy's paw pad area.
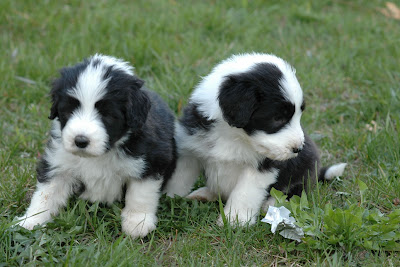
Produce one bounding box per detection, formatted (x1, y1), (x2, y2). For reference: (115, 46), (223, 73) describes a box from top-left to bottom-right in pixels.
(15, 215), (46, 230)
(216, 210), (256, 227)
(121, 211), (157, 238)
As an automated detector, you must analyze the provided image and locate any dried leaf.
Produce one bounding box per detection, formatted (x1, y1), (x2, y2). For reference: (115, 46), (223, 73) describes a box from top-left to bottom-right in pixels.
(379, 2), (400, 20)
(177, 98), (183, 113)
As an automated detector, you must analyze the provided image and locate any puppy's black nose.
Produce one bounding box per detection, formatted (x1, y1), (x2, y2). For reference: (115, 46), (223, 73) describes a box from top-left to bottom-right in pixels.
(292, 146), (303, 154)
(75, 135), (90, 148)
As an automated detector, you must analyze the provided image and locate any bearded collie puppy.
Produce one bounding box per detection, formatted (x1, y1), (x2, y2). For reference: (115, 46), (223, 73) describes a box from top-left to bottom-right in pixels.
(164, 53), (346, 226)
(17, 54), (176, 238)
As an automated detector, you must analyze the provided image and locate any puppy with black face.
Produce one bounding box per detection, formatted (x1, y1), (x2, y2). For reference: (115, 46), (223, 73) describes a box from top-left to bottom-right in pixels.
(164, 53), (346, 226)
(17, 54), (176, 238)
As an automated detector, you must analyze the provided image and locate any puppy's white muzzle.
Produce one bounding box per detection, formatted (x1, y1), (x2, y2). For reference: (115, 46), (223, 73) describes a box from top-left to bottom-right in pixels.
(62, 112), (108, 157)
(251, 123), (305, 161)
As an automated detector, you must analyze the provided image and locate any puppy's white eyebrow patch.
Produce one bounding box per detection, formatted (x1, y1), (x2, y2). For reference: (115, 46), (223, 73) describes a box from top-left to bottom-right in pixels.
(68, 54), (134, 105)
(69, 64), (110, 108)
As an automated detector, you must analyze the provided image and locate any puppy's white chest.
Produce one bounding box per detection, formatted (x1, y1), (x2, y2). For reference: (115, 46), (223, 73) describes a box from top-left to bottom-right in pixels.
(204, 161), (245, 200)
(204, 160), (279, 201)
(48, 143), (146, 204)
(79, 173), (125, 204)
(75, 152), (145, 204)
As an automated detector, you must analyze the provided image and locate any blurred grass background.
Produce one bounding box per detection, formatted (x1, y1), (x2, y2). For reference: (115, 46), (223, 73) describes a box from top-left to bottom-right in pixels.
(0, 0), (399, 265)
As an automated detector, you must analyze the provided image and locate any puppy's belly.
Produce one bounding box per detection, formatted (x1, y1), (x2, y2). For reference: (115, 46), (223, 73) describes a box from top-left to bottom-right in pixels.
(204, 161), (244, 201)
(79, 174), (126, 204)
(64, 157), (129, 204)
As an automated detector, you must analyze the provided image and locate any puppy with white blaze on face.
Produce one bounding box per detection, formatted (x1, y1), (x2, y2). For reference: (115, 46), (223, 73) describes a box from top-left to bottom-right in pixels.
(164, 53), (346, 226)
(17, 54), (177, 238)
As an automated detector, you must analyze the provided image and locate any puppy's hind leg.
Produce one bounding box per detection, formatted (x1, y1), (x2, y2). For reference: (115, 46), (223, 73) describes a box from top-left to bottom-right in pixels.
(163, 154), (201, 198)
(187, 186), (218, 202)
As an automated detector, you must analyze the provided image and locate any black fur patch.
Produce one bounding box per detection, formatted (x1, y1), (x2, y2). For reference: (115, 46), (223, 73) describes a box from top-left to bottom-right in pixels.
(179, 103), (215, 135)
(264, 135), (320, 198)
(36, 157), (54, 183)
(121, 89), (177, 183)
(96, 70), (147, 147)
(56, 95), (80, 129)
(72, 180), (86, 196)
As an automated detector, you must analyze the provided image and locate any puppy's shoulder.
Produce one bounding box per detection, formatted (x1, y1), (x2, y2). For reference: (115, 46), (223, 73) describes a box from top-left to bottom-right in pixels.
(179, 102), (216, 135)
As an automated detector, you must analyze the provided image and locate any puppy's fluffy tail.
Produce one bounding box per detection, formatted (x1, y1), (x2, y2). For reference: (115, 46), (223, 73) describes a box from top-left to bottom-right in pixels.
(318, 163), (347, 181)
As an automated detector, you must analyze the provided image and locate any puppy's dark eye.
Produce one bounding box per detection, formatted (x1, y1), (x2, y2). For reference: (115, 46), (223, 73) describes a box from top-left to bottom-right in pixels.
(95, 100), (120, 120)
(58, 96), (80, 121)
(95, 100), (111, 115)
(272, 115), (287, 126)
(68, 96), (80, 107)
(273, 115), (284, 122)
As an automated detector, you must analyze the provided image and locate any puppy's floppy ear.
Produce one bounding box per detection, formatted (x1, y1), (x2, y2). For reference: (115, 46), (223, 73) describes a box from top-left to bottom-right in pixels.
(218, 76), (257, 128)
(126, 77), (151, 130)
(48, 78), (61, 120)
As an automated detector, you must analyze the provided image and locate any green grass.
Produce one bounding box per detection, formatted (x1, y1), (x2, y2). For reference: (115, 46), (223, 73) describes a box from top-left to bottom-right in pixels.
(1, 0), (399, 265)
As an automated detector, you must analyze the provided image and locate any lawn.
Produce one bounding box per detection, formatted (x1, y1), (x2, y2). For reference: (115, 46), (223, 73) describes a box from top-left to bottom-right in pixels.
(1, 0), (399, 265)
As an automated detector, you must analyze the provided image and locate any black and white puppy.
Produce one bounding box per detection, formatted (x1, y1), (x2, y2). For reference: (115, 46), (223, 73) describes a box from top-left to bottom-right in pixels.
(164, 53), (346, 226)
(17, 54), (176, 238)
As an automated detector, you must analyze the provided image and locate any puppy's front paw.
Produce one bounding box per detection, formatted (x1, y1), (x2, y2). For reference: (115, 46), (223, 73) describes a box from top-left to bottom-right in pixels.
(217, 208), (257, 227)
(121, 210), (157, 238)
(16, 214), (47, 230)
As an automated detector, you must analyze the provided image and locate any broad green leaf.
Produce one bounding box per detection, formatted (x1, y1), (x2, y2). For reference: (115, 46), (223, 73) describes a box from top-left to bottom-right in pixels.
(357, 179), (368, 205)
(269, 187), (287, 204)
(300, 190), (309, 210)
